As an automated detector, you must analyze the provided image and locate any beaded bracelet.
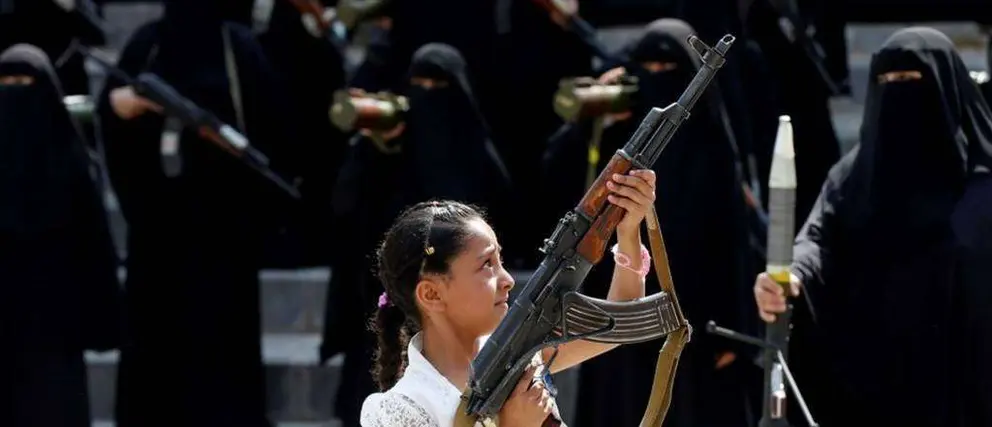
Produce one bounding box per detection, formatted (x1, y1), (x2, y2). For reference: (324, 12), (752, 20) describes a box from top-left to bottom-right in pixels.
(611, 243), (651, 278)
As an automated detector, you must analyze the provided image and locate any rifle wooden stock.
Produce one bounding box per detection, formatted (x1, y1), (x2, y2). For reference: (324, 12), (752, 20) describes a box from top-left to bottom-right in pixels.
(198, 127), (241, 157)
(576, 154), (633, 262)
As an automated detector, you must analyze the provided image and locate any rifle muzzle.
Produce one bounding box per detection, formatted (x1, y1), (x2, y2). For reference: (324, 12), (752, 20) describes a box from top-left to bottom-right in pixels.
(554, 75), (638, 122)
(329, 89), (408, 132)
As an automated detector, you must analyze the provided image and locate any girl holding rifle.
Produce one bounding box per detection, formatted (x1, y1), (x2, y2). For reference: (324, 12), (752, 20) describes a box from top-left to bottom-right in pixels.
(360, 167), (655, 427)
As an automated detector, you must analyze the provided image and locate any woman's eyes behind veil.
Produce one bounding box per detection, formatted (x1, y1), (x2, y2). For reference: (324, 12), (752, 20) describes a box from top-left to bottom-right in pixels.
(0, 75), (35, 86)
(640, 61), (678, 74)
(877, 70), (923, 84)
(409, 76), (450, 90)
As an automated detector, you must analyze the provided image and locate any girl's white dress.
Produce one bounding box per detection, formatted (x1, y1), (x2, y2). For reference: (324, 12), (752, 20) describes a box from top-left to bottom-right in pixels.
(359, 332), (473, 427)
(359, 333), (559, 427)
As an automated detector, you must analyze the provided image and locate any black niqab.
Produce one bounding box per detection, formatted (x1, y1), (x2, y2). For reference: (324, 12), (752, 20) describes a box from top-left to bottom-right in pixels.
(624, 19), (698, 113)
(403, 43), (512, 203)
(788, 27), (992, 427)
(0, 44), (122, 427)
(0, 44), (89, 234)
(847, 27), (992, 241)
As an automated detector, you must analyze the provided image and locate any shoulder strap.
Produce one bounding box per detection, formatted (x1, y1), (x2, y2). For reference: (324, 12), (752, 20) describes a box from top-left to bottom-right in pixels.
(221, 25), (247, 135)
(638, 205), (691, 427)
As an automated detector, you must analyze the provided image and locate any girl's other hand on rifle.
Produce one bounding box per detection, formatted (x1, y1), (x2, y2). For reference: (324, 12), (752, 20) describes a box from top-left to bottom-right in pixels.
(499, 363), (553, 427)
(609, 169), (657, 234)
(110, 86), (162, 120)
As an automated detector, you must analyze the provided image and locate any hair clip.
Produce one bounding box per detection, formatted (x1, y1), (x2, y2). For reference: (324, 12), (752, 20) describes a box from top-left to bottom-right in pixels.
(378, 292), (390, 308)
(425, 246), (435, 256)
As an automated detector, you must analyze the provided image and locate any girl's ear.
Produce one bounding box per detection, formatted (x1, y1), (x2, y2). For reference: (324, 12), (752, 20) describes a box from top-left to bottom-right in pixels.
(414, 277), (446, 314)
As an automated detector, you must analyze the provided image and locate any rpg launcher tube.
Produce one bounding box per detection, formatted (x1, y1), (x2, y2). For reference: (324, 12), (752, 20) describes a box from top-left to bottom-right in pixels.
(553, 75), (638, 122)
(761, 114), (796, 425)
(329, 89), (408, 132)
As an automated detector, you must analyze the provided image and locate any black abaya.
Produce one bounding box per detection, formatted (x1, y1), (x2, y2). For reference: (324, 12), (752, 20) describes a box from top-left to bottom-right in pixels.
(96, 1), (297, 426)
(259, 0), (349, 267)
(544, 19), (756, 427)
(0, 44), (122, 427)
(786, 27), (992, 427)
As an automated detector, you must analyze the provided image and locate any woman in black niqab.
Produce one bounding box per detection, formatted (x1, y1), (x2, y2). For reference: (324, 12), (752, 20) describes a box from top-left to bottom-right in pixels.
(772, 27), (992, 427)
(549, 19), (757, 427)
(0, 44), (122, 427)
(401, 44), (513, 206)
(96, 1), (295, 426)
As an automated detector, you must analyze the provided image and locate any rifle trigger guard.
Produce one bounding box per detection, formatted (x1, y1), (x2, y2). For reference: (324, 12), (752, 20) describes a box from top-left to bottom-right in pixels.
(557, 291), (681, 345)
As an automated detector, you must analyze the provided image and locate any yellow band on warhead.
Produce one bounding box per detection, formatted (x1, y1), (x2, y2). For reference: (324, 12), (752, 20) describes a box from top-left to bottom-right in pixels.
(766, 265), (791, 286)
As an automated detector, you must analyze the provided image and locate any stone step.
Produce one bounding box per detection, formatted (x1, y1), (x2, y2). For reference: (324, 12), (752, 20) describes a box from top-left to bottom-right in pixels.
(110, 265), (537, 335)
(86, 333), (344, 423)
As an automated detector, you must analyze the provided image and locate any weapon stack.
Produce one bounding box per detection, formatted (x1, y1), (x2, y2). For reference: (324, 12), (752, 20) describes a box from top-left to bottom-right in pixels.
(760, 115), (797, 427)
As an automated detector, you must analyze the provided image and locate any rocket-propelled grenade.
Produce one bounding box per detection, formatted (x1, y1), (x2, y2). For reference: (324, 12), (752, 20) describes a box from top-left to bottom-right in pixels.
(760, 115), (796, 427)
(767, 115), (797, 278)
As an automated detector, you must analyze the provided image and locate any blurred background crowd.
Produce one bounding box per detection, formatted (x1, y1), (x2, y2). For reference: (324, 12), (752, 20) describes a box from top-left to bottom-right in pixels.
(1, 0), (990, 426)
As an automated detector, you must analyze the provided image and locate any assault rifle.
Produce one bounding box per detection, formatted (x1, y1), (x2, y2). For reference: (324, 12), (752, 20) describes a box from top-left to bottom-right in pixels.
(75, 45), (300, 199)
(461, 33), (736, 422)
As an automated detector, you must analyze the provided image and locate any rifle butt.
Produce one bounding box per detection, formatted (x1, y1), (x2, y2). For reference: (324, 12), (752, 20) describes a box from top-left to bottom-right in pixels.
(575, 153), (632, 263)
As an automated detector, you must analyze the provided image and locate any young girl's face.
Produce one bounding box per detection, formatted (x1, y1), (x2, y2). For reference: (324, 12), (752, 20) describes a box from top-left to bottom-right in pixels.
(441, 218), (515, 338)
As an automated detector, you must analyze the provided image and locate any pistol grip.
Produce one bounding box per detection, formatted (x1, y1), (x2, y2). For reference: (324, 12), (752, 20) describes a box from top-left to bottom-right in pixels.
(557, 291), (682, 344)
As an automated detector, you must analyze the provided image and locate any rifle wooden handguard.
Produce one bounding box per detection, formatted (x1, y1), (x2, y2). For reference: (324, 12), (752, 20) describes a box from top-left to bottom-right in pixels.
(575, 154), (633, 263)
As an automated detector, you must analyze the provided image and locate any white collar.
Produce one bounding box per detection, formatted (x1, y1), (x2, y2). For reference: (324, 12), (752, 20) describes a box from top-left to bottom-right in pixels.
(405, 332), (464, 396)
(384, 332), (466, 427)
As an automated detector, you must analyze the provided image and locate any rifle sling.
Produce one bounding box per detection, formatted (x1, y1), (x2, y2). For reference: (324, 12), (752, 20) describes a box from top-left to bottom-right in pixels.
(453, 206), (690, 427)
(639, 205), (691, 427)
